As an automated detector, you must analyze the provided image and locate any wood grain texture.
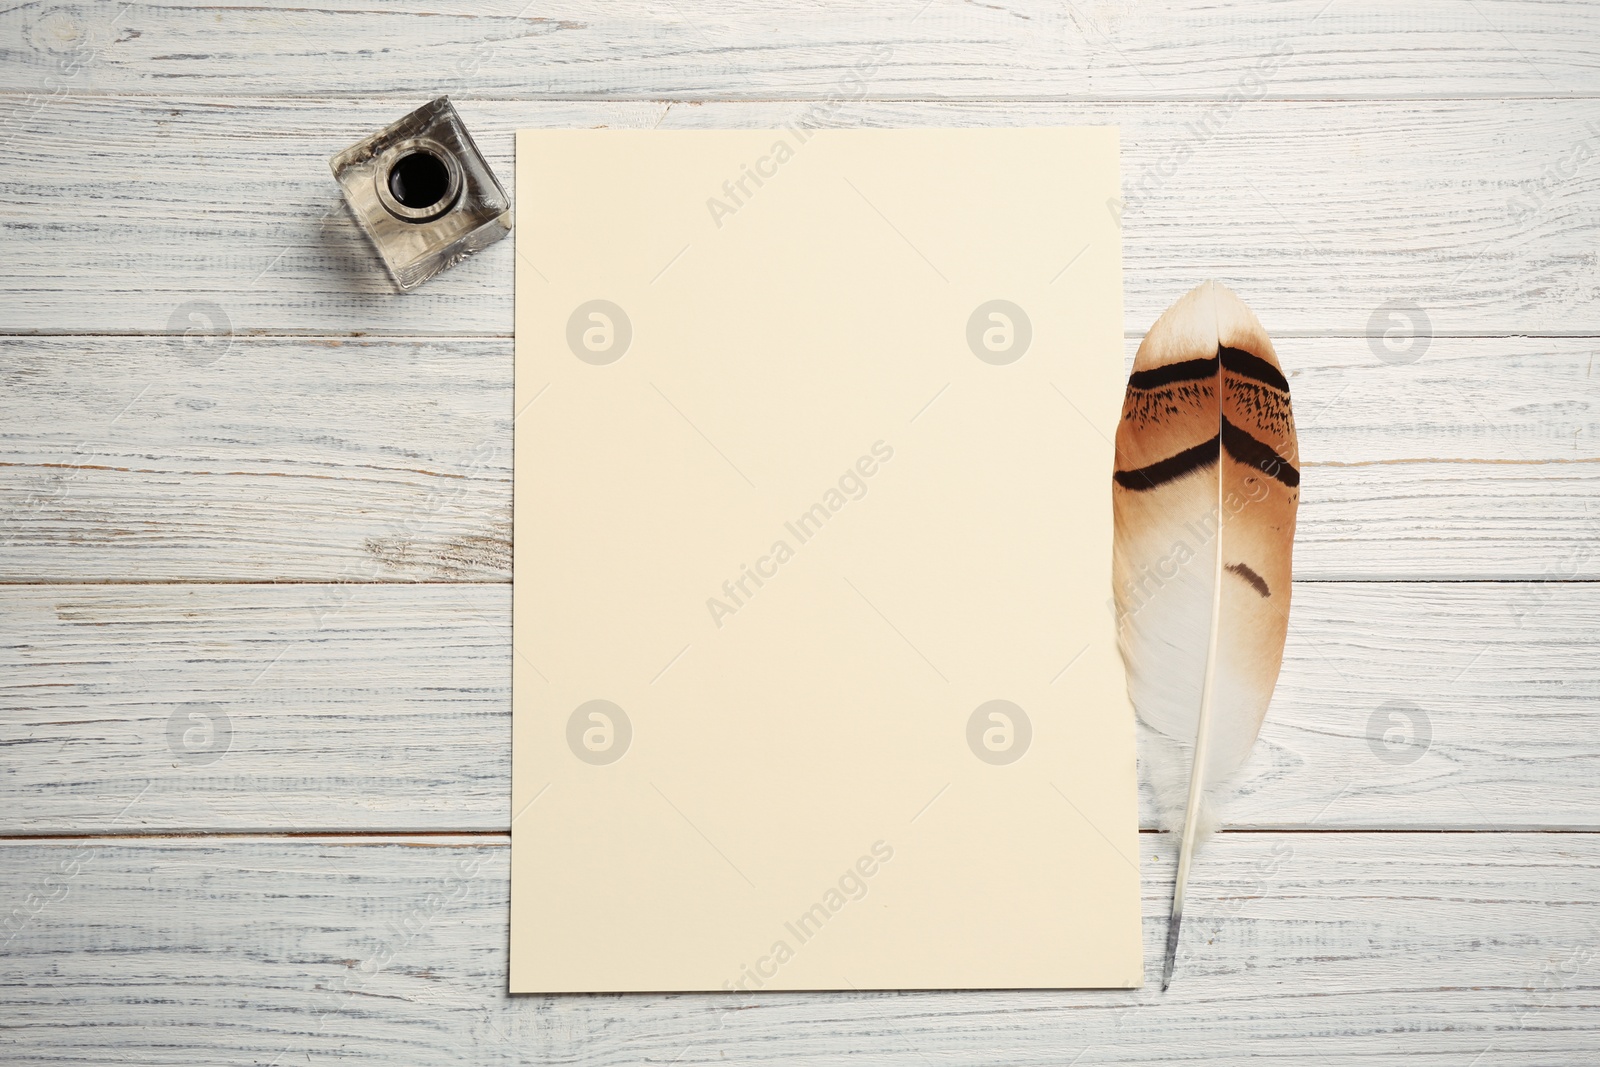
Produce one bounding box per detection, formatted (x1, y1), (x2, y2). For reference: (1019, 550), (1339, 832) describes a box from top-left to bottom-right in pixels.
(2, 0), (1597, 1053)
(5, 581), (1597, 834)
(1, 337), (1595, 582)
(4, 0), (1599, 100)
(0, 337), (512, 582)
(4, 97), (1600, 336)
(3, 835), (1598, 1065)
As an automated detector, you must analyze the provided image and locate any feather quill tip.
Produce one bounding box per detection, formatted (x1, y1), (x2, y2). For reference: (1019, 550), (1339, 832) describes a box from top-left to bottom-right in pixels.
(1160, 909), (1182, 992)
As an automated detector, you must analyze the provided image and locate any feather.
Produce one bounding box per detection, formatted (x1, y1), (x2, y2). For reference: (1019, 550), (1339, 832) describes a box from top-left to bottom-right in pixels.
(1111, 280), (1299, 991)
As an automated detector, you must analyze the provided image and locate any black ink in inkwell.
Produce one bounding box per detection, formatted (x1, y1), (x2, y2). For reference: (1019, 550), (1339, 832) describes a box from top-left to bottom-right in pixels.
(330, 97), (512, 292)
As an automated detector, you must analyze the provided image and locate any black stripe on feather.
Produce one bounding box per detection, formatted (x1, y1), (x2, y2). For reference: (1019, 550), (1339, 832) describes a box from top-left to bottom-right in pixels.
(1115, 421), (1299, 490)
(1126, 355), (1218, 391)
(1221, 418), (1299, 487)
(1219, 346), (1289, 392)
(1114, 435), (1219, 490)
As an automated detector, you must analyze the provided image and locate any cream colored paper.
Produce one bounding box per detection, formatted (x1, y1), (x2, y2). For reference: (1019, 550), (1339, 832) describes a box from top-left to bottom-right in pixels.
(512, 128), (1139, 992)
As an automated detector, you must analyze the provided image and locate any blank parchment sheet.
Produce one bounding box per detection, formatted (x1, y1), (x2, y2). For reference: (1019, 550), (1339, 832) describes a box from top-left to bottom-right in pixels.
(512, 128), (1139, 993)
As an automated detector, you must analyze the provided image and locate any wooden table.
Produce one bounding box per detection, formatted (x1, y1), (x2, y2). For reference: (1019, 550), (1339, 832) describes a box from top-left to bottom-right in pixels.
(3, 2), (1598, 1062)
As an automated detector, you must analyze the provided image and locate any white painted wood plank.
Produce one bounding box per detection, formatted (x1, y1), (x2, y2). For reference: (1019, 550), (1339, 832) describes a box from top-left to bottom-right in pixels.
(4, 582), (1596, 833)
(3, 336), (1594, 583)
(0, 337), (512, 583)
(4, 97), (1598, 336)
(2, 834), (1596, 1064)
(1, 583), (510, 834)
(1305, 461), (1600, 580)
(4, 0), (1598, 100)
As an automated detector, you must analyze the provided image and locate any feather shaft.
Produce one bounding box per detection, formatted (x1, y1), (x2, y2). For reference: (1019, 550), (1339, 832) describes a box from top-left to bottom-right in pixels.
(1162, 434), (1226, 991)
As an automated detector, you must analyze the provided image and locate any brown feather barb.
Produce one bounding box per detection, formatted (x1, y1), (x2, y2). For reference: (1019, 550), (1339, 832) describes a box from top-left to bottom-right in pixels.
(1110, 281), (1299, 991)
